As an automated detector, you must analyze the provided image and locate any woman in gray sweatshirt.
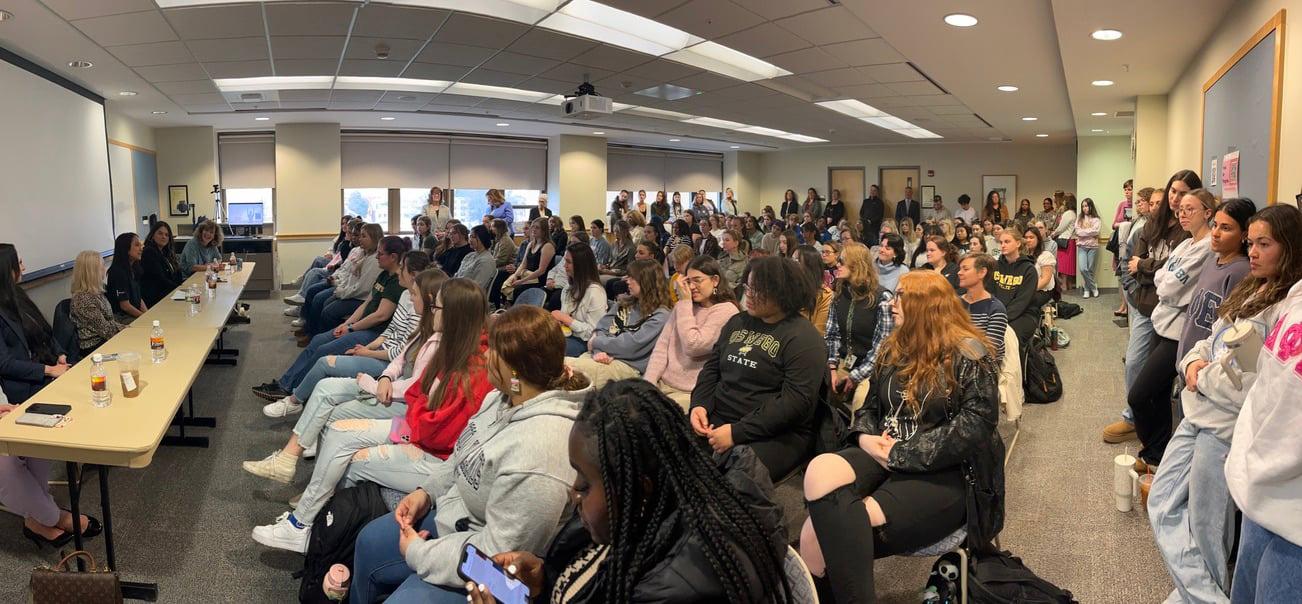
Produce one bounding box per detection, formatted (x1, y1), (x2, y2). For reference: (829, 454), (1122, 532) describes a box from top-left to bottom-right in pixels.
(566, 259), (672, 389)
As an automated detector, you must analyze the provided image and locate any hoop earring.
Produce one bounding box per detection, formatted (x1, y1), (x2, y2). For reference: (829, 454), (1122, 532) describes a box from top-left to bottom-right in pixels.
(509, 370), (522, 394)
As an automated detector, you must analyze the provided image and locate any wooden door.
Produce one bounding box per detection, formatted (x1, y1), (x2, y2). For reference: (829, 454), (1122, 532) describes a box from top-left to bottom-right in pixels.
(880, 166), (921, 224)
(829, 167), (865, 226)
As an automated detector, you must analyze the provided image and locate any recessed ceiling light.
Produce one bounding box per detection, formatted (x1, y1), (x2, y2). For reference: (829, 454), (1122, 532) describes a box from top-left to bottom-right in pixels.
(669, 138), (681, 142)
(1091, 129), (1104, 132)
(380, 116), (396, 121)
(1092, 79), (1114, 87)
(118, 91), (137, 96)
(1021, 116), (1037, 121)
(591, 131), (605, 135)
(944, 13), (978, 27)
(151, 110), (167, 115)
(1091, 29), (1123, 41)
(1035, 133), (1049, 138)
(1091, 112), (1108, 116)
(730, 145), (740, 149)
(996, 85), (1019, 92)
(67, 60), (93, 69)
(0, 10), (14, 21)
(254, 116), (270, 121)
(495, 122), (510, 127)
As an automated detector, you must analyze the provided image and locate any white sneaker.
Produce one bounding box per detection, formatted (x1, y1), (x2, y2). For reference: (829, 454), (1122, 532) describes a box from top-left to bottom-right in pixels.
(252, 512), (310, 553)
(284, 294), (306, 306)
(303, 444), (317, 459)
(263, 396), (303, 418)
(291, 318), (305, 328)
(283, 306), (300, 317)
(242, 449), (297, 484)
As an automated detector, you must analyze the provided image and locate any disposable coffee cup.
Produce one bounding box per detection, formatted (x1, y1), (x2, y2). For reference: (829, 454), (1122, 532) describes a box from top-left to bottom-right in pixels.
(1114, 454), (1135, 512)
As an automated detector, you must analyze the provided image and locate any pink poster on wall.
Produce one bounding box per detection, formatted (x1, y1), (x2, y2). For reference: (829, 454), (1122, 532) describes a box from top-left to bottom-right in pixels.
(1222, 150), (1240, 198)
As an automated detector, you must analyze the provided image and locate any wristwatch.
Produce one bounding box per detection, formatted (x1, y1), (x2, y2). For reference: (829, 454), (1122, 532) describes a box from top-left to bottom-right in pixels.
(346, 324), (354, 332)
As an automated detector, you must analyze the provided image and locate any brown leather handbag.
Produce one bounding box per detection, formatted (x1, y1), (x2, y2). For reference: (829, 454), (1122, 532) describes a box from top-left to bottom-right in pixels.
(30, 551), (123, 604)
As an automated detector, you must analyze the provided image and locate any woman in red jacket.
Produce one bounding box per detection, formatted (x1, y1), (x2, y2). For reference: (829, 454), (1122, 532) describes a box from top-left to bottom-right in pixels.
(251, 278), (494, 554)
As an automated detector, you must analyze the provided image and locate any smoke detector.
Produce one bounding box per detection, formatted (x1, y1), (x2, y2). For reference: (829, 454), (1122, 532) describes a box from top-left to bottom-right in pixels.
(375, 43), (390, 60)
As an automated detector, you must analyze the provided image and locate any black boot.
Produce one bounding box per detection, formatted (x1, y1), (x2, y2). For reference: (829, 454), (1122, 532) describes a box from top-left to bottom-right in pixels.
(807, 484), (877, 603)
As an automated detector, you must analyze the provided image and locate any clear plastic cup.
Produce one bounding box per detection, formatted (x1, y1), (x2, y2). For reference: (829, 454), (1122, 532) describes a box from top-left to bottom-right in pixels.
(117, 352), (141, 398)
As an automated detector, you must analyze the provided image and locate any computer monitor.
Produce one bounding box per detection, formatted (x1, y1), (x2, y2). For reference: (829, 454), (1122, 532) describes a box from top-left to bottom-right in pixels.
(228, 202), (265, 226)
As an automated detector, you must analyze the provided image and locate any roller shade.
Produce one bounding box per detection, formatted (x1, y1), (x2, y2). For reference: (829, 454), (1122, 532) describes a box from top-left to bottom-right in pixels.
(342, 133), (450, 188)
(607, 146), (722, 193)
(218, 133), (275, 188)
(448, 139), (547, 189)
(665, 153), (723, 192)
(607, 149), (665, 191)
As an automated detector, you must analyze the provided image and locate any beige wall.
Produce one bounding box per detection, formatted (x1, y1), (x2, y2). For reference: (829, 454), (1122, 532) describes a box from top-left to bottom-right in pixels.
(1134, 95), (1168, 191)
(1165, 3), (1298, 205)
(756, 142), (1077, 219)
(154, 126), (216, 219)
(106, 106), (155, 150)
(551, 134), (607, 224)
(1076, 136), (1135, 289)
(724, 150), (762, 209)
(275, 123), (342, 284)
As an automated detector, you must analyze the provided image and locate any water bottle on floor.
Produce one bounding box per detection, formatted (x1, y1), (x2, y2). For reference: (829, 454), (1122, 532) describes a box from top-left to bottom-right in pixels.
(150, 320), (167, 363)
(91, 354), (111, 408)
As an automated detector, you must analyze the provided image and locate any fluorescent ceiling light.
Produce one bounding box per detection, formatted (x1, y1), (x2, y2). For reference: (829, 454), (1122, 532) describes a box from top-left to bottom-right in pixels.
(664, 41), (791, 82)
(816, 99), (886, 119)
(1090, 129), (1103, 132)
(735, 126), (788, 137)
(215, 76), (333, 92)
(779, 133), (828, 143)
(1021, 116), (1037, 121)
(151, 110), (167, 114)
(541, 0), (703, 57)
(335, 76), (449, 94)
(1091, 112), (1108, 116)
(254, 117), (270, 121)
(944, 13), (978, 27)
(155, 0), (563, 24)
(443, 82), (556, 103)
(669, 138), (681, 142)
(683, 116), (748, 130)
(380, 117), (396, 121)
(592, 131), (605, 135)
(496, 122), (510, 127)
(996, 85), (1018, 92)
(894, 128), (942, 139)
(863, 116), (914, 130)
(1091, 29), (1123, 41)
(1035, 133), (1049, 138)
(1091, 80), (1114, 87)
(730, 145), (741, 149)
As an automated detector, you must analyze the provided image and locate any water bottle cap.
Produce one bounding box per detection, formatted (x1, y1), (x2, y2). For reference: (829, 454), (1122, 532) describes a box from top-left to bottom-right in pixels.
(152, 320), (160, 327)
(93, 354), (103, 362)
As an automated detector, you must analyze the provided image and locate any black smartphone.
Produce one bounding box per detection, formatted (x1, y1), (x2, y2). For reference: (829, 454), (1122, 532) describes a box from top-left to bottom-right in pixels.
(26, 403), (72, 416)
(457, 543), (530, 604)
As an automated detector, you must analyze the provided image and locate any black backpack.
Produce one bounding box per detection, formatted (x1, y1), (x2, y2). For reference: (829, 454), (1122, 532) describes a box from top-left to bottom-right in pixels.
(966, 550), (1077, 603)
(1055, 301), (1083, 320)
(1023, 333), (1063, 404)
(295, 481), (390, 603)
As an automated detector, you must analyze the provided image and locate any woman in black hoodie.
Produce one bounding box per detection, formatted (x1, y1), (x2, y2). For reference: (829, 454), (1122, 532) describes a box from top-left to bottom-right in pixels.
(470, 379), (791, 604)
(139, 221), (187, 306)
(991, 228), (1040, 348)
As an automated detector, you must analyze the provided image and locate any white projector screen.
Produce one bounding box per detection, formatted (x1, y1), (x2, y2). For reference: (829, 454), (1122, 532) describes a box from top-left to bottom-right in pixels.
(0, 48), (115, 280)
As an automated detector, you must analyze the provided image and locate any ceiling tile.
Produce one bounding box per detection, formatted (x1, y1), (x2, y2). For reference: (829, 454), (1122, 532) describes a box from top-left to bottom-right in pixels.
(413, 42), (498, 67)
(281, 89), (332, 102)
(74, 10), (178, 47)
(43, 0), (156, 21)
(172, 92), (227, 105)
(187, 37), (267, 62)
(352, 4), (448, 40)
(803, 67), (875, 88)
(698, 82), (778, 102)
(202, 60), (273, 79)
(886, 80), (944, 96)
(859, 63), (923, 83)
(540, 62), (614, 85)
(716, 23), (809, 58)
(279, 101), (328, 109)
(887, 106), (933, 119)
(154, 79), (218, 95)
(906, 94), (962, 107)
(767, 47), (847, 74)
(401, 62), (470, 81)
(623, 58), (701, 82)
(458, 68), (527, 87)
(344, 37), (424, 63)
(432, 13), (528, 48)
(596, 0), (676, 18)
(928, 105), (974, 115)
(328, 101), (378, 110)
(820, 38), (903, 67)
(181, 103), (233, 112)
(513, 77), (574, 95)
(163, 5), (264, 40)
(331, 90), (384, 103)
(872, 96), (911, 108)
(371, 103), (423, 112)
(426, 94), (486, 107)
(765, 74), (835, 100)
(725, 0), (828, 22)
(834, 83), (899, 99)
(775, 7), (876, 45)
(135, 62), (210, 83)
(339, 59), (405, 78)
(275, 59), (341, 76)
(657, 0), (765, 39)
(379, 91), (438, 104)
(507, 30), (597, 62)
(265, 2), (355, 36)
(571, 44), (653, 72)
(271, 36), (347, 60)
(672, 71), (740, 91)
(109, 41), (194, 67)
(480, 51), (561, 76)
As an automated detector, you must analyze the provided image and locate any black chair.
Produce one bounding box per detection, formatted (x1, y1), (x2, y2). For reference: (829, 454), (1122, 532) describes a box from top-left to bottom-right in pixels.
(52, 298), (83, 365)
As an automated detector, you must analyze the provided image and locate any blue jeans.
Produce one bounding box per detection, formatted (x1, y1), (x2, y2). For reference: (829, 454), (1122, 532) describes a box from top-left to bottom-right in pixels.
(1125, 310), (1155, 393)
(277, 331), (376, 392)
(317, 298), (364, 336)
(1148, 420), (1235, 603)
(311, 256), (330, 270)
(298, 267), (328, 296)
(565, 335), (588, 357)
(1231, 517), (1302, 604)
(1076, 246), (1097, 293)
(303, 283), (335, 334)
(292, 353), (389, 402)
(351, 512), (466, 604)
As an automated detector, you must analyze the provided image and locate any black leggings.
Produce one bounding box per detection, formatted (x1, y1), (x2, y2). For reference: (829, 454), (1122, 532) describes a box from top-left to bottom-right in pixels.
(745, 429), (816, 483)
(808, 447), (965, 603)
(1128, 335), (1179, 465)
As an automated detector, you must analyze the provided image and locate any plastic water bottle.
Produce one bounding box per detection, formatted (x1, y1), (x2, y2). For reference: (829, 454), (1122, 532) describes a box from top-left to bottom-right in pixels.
(90, 354), (111, 408)
(150, 320), (167, 363)
(188, 284), (200, 316)
(228, 252), (237, 276)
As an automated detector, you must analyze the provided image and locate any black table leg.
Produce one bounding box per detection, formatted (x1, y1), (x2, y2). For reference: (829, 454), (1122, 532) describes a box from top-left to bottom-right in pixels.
(65, 461), (85, 571)
(92, 465), (159, 601)
(205, 330), (239, 366)
(162, 390), (210, 448)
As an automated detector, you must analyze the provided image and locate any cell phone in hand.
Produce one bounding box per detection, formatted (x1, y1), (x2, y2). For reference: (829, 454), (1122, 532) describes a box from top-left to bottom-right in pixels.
(458, 543), (530, 604)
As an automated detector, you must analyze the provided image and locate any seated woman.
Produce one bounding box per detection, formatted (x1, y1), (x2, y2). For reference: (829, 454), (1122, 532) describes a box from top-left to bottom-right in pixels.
(453, 225), (498, 293)
(923, 235), (962, 293)
(645, 256), (739, 410)
(349, 305), (591, 603)
(1149, 204), (1300, 604)
(991, 229), (1040, 350)
(0, 243), (98, 547)
(826, 243), (895, 413)
(958, 254), (1009, 362)
(567, 259), (672, 388)
(69, 250), (127, 357)
(819, 241), (841, 288)
(257, 254), (436, 418)
(251, 279), (494, 553)
(414, 215), (437, 253)
(875, 233), (910, 293)
(106, 232), (147, 322)
(139, 221), (186, 306)
(285, 218), (361, 308)
(800, 270), (1003, 603)
(180, 219), (223, 273)
(718, 228), (748, 287)
(502, 218), (556, 306)
(547, 243), (607, 357)
(690, 255), (826, 482)
(300, 223), (383, 339)
(795, 245), (834, 338)
(466, 380), (791, 604)
(1023, 226), (1057, 308)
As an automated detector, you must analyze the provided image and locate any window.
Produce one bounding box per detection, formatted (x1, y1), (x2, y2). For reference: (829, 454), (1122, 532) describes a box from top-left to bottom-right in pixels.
(507, 189), (542, 225)
(605, 190), (722, 215)
(224, 188), (274, 224)
(344, 188), (389, 228)
(452, 189), (543, 230)
(399, 188), (432, 233)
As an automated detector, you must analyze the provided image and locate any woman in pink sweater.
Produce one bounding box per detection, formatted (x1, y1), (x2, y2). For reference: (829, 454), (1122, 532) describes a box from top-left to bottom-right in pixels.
(644, 256), (740, 410)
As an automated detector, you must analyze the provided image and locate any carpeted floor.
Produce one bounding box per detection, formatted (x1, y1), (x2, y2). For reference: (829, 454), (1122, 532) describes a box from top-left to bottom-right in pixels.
(0, 290), (1172, 603)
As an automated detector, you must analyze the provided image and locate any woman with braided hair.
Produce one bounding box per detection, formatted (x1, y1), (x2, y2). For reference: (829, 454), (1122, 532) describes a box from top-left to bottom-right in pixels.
(468, 379), (792, 603)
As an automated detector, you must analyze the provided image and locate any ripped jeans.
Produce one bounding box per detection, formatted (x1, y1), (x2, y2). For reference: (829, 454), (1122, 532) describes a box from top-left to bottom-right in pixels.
(291, 418), (445, 525)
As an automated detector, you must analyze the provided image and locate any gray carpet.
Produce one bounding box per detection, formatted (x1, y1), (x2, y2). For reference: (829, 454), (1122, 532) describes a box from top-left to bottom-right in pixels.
(0, 290), (1172, 603)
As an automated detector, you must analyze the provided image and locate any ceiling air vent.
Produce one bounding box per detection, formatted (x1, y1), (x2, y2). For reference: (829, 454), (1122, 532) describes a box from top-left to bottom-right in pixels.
(1115, 110), (1135, 117)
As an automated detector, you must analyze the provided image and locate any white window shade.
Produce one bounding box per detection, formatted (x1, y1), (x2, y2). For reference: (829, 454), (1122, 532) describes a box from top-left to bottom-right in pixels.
(665, 153), (723, 192)
(448, 139), (547, 189)
(342, 133), (450, 188)
(607, 149), (666, 191)
(218, 133), (275, 188)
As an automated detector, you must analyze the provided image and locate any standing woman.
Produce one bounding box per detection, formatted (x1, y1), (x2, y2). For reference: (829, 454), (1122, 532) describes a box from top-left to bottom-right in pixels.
(1014, 199), (1036, 223)
(780, 189), (801, 219)
(645, 256), (739, 410)
(69, 251), (126, 357)
(1052, 194), (1079, 291)
(181, 219), (223, 272)
(923, 235), (961, 293)
(803, 188), (823, 220)
(139, 221), (187, 306)
(484, 189), (514, 236)
(107, 232), (147, 321)
(826, 243), (896, 413)
(991, 229), (1040, 349)
(503, 218), (556, 305)
(691, 255), (825, 482)
(983, 190), (1009, 224)
(800, 270), (1001, 604)
(823, 189), (846, 225)
(567, 259), (672, 388)
(423, 187), (450, 234)
(550, 242), (607, 357)
(1074, 198), (1103, 297)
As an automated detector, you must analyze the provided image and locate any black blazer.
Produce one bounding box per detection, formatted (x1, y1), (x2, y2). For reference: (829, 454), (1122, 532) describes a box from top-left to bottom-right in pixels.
(140, 245), (186, 306)
(528, 207), (553, 223)
(895, 198), (921, 226)
(0, 312), (62, 404)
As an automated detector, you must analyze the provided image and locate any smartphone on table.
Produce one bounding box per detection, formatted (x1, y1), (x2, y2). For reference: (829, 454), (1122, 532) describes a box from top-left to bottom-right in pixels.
(458, 543), (530, 604)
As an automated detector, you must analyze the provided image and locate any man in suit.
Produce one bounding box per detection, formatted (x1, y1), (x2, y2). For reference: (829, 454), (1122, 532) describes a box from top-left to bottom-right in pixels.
(895, 186), (921, 226)
(859, 184), (885, 245)
(527, 192), (552, 223)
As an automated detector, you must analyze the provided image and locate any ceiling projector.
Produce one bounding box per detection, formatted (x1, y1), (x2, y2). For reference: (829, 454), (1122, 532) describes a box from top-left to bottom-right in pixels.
(563, 81), (612, 119)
